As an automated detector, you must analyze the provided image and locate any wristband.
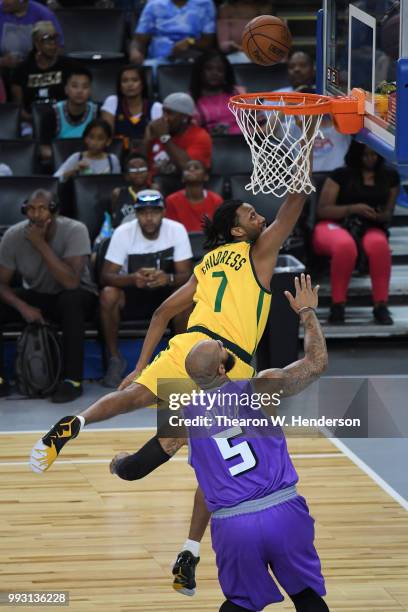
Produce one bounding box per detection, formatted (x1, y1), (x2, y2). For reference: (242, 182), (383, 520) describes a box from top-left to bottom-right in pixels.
(298, 306), (315, 315)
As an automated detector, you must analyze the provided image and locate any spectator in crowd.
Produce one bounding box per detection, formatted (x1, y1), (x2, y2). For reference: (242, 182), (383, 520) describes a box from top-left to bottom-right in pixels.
(130, 0), (216, 67)
(275, 51), (351, 173)
(281, 50), (314, 92)
(51, 68), (97, 139)
(54, 119), (121, 182)
(145, 92), (212, 178)
(190, 50), (243, 135)
(101, 64), (152, 152)
(99, 189), (193, 387)
(165, 159), (222, 231)
(40, 67), (98, 161)
(217, 0), (274, 63)
(11, 21), (76, 124)
(110, 152), (154, 227)
(313, 142), (399, 325)
(0, 189), (97, 401)
(0, 0), (63, 69)
(94, 152), (154, 245)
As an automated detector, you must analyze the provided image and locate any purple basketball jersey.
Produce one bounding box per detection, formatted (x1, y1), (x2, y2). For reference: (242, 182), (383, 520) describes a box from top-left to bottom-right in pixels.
(185, 380), (298, 512)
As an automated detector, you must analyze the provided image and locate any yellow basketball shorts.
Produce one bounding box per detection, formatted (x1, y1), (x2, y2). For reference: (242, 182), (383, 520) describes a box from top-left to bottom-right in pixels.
(135, 331), (256, 399)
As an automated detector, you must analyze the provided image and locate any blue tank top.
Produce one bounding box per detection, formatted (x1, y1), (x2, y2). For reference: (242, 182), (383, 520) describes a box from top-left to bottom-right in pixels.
(55, 101), (98, 138)
(185, 380), (298, 512)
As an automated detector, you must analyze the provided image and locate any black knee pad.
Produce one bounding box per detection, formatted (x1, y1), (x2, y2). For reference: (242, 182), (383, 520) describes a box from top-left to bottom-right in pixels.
(114, 436), (170, 481)
(290, 587), (330, 612)
(219, 600), (253, 612)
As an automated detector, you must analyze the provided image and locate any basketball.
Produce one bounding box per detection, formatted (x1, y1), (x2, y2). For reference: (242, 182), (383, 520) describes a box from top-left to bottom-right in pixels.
(242, 15), (292, 66)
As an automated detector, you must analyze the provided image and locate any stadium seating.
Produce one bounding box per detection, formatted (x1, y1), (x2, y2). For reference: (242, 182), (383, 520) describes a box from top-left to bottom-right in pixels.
(0, 103), (21, 139)
(56, 9), (126, 57)
(188, 232), (206, 261)
(0, 141), (38, 176)
(230, 174), (285, 223)
(157, 63), (194, 101)
(72, 174), (126, 242)
(233, 62), (290, 93)
(0, 176), (58, 227)
(52, 138), (124, 172)
(211, 135), (252, 177)
(31, 102), (51, 142)
(82, 59), (125, 104)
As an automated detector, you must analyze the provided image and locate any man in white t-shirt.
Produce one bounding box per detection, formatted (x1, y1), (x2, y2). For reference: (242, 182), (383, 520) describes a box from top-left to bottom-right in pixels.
(100, 189), (193, 387)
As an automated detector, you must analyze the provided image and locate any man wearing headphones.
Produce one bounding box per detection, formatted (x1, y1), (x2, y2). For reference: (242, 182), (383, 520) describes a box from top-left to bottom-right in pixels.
(0, 189), (97, 401)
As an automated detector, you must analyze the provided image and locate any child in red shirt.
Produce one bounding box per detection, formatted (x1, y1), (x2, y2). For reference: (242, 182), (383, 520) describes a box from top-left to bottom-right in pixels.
(165, 159), (223, 231)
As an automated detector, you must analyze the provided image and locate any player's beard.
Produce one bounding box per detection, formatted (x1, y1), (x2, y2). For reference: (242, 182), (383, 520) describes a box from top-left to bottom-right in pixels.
(224, 352), (236, 373)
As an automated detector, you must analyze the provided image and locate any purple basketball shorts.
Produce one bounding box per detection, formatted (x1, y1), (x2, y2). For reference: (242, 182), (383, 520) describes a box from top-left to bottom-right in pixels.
(210, 495), (326, 611)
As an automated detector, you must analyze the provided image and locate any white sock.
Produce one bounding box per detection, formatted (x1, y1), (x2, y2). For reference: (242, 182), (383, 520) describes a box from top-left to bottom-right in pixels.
(77, 415), (85, 431)
(182, 539), (200, 558)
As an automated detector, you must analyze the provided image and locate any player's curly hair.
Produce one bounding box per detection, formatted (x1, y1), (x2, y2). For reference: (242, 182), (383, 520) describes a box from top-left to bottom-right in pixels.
(203, 199), (243, 250)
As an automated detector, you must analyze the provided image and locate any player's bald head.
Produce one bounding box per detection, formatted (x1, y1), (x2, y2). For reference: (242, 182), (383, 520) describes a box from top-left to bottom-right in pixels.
(185, 340), (221, 387)
(186, 340), (237, 388)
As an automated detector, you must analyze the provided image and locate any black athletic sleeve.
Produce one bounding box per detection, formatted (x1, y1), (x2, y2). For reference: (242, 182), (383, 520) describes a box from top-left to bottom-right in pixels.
(112, 436), (171, 481)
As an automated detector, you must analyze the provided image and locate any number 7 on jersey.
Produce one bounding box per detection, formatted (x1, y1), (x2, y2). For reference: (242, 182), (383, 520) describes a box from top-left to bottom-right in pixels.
(212, 271), (228, 312)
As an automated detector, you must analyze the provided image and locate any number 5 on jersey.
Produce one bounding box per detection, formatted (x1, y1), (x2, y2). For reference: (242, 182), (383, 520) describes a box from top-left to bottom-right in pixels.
(212, 426), (258, 476)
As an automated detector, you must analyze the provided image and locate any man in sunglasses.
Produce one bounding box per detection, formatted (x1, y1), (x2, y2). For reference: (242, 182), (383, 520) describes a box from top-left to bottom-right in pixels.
(11, 20), (75, 126)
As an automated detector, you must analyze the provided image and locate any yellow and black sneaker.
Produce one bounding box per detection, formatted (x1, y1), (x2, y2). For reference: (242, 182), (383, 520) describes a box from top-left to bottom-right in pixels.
(30, 416), (83, 474)
(172, 550), (200, 596)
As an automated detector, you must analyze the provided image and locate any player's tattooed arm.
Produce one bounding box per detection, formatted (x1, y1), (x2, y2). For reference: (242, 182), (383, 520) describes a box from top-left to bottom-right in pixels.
(257, 274), (328, 397)
(279, 308), (327, 396)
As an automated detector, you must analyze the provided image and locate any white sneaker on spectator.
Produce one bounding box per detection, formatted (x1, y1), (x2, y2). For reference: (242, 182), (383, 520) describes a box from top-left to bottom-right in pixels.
(102, 355), (127, 388)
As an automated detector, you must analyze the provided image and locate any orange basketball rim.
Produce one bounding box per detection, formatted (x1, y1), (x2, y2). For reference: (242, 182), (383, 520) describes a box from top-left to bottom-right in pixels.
(229, 87), (366, 134)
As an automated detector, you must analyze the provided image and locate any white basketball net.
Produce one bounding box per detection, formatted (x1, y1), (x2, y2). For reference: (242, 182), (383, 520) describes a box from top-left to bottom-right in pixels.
(229, 95), (326, 196)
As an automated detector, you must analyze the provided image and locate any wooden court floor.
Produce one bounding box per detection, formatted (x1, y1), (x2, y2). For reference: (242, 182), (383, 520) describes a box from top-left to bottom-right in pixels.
(1, 430), (407, 612)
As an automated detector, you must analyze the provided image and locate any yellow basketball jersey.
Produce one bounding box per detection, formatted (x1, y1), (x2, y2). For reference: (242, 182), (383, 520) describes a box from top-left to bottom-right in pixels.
(188, 241), (271, 357)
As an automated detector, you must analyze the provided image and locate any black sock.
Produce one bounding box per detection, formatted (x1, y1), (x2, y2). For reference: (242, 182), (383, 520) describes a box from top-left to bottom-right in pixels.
(290, 587), (329, 611)
(219, 601), (253, 612)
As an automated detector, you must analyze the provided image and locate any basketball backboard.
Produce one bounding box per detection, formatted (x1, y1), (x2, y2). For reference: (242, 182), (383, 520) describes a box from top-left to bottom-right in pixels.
(318, 0), (408, 174)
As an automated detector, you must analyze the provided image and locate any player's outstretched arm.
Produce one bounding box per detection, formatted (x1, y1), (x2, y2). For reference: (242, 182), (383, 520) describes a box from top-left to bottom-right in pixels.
(257, 274), (328, 396)
(119, 275), (198, 390)
(251, 191), (307, 265)
(251, 140), (315, 279)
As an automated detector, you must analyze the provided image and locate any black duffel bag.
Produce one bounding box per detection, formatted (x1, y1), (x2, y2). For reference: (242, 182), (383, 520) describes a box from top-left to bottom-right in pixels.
(15, 323), (62, 398)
